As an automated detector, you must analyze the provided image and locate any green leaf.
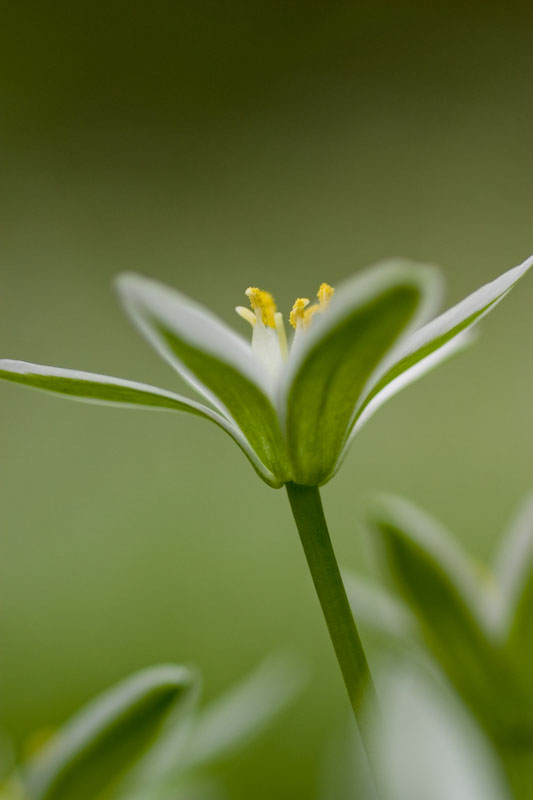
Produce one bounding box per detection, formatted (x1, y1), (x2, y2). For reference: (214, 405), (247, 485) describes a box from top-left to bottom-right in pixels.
(23, 665), (198, 800)
(319, 720), (376, 800)
(126, 777), (225, 800)
(350, 255), (533, 440)
(0, 780), (26, 800)
(0, 730), (14, 784)
(376, 663), (512, 800)
(0, 360), (278, 486)
(369, 496), (523, 734)
(343, 571), (420, 646)
(494, 494), (533, 633)
(116, 274), (290, 483)
(180, 654), (306, 772)
(128, 655), (305, 798)
(282, 261), (440, 485)
(498, 495), (533, 696)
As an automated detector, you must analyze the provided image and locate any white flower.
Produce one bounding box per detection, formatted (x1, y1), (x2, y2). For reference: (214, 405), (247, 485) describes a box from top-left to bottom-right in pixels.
(0, 256), (531, 487)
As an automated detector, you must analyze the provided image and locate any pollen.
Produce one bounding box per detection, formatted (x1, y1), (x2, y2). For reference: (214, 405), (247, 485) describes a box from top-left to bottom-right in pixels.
(290, 283), (335, 329)
(318, 282), (335, 307)
(245, 287), (278, 328)
(289, 297), (310, 329)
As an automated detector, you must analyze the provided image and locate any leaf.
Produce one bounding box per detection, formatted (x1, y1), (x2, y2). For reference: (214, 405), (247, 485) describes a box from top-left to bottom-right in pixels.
(318, 719), (376, 800)
(126, 777), (226, 800)
(0, 780), (27, 800)
(282, 260), (440, 485)
(350, 255), (533, 440)
(0, 360), (278, 486)
(118, 656), (305, 800)
(23, 665), (198, 800)
(0, 730), (14, 783)
(368, 496), (521, 733)
(343, 571), (420, 645)
(494, 493), (533, 634)
(376, 662), (512, 800)
(116, 274), (290, 482)
(179, 654), (306, 772)
(498, 494), (533, 696)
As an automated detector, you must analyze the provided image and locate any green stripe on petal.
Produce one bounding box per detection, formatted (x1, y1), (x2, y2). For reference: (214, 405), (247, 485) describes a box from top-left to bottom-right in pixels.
(349, 255), (533, 445)
(0, 360), (280, 487)
(337, 330), (476, 469)
(0, 359), (214, 413)
(282, 261), (440, 485)
(116, 274), (290, 483)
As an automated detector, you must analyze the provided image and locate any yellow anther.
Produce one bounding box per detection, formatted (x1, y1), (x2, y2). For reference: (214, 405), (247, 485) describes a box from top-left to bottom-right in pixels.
(290, 283), (334, 330)
(318, 282), (335, 307)
(241, 281), (334, 344)
(245, 287), (277, 328)
(289, 297), (310, 329)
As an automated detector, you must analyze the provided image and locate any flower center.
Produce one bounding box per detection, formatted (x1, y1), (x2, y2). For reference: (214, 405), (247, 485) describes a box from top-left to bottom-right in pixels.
(236, 283), (334, 380)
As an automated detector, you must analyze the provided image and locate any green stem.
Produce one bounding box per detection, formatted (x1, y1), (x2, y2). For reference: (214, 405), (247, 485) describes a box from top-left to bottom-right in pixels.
(286, 482), (379, 755)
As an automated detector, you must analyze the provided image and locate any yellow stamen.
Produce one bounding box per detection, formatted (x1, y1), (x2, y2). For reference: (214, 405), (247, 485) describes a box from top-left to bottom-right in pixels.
(303, 303), (321, 324)
(235, 305), (256, 327)
(318, 282), (335, 307)
(290, 282), (335, 329)
(245, 287), (278, 328)
(289, 297), (310, 329)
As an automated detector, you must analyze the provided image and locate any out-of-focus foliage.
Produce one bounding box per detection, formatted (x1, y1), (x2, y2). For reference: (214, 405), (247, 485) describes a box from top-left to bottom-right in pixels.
(320, 660), (511, 800)
(350, 494), (533, 797)
(0, 656), (303, 800)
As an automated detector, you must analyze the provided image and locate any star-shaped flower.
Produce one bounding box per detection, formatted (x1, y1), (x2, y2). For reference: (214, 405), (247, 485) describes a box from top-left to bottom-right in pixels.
(0, 256), (531, 488)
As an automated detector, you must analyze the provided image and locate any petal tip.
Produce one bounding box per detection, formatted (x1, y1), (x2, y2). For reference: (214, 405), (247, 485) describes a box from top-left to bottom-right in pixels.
(113, 271), (148, 298)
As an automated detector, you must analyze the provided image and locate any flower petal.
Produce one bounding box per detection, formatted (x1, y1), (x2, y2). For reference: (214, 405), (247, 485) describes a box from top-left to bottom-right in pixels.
(282, 260), (442, 485)
(349, 254), (533, 444)
(344, 329), (475, 449)
(0, 360), (281, 487)
(116, 274), (290, 482)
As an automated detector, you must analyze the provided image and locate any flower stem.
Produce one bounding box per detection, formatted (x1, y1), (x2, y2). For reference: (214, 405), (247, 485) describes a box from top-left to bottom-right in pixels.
(286, 482), (379, 756)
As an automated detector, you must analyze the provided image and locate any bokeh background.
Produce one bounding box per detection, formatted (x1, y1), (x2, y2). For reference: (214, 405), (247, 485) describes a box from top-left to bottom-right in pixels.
(1, 2), (532, 797)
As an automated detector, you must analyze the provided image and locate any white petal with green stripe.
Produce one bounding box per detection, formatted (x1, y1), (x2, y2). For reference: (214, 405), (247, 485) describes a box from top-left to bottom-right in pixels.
(347, 255), (533, 448)
(116, 274), (290, 483)
(0, 360), (279, 487)
(280, 261), (442, 485)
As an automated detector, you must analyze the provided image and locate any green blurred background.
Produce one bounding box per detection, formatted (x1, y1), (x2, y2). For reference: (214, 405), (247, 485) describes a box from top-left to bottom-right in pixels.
(1, 2), (532, 797)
